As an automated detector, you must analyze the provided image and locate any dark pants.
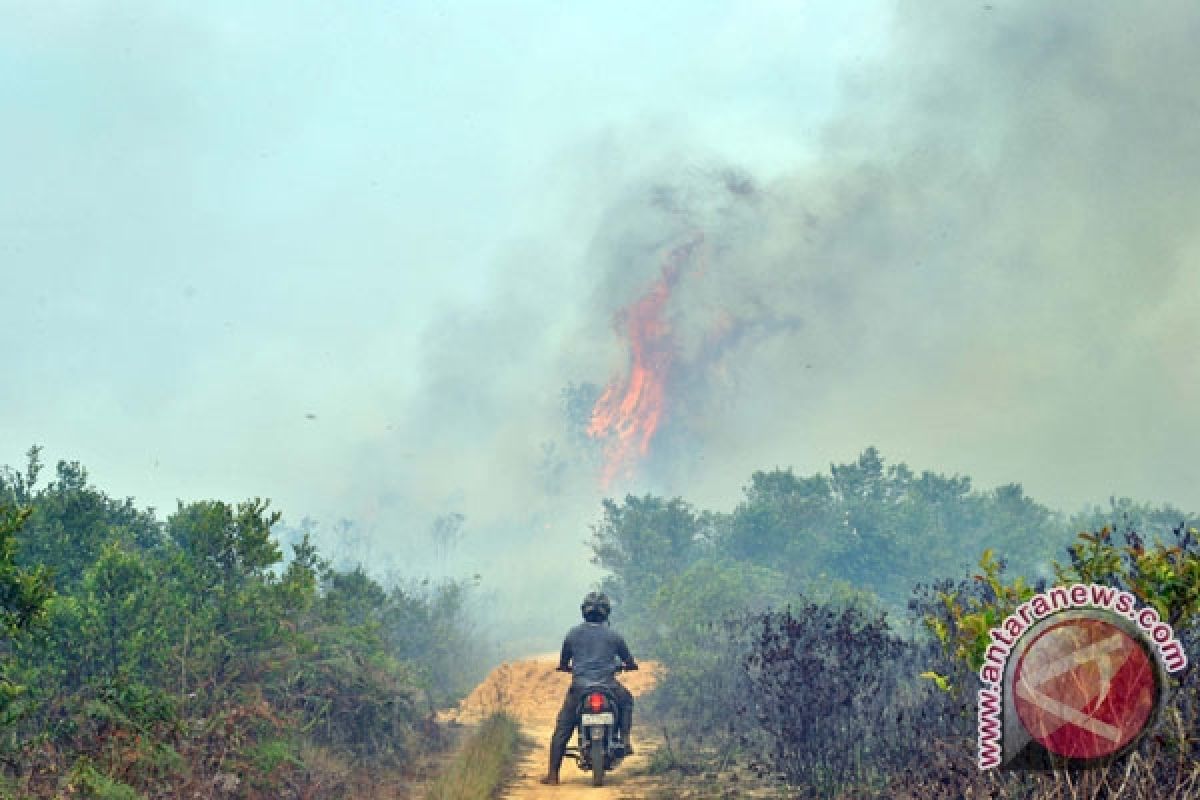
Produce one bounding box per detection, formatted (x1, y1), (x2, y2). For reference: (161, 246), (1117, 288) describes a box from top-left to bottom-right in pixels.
(547, 682), (634, 775)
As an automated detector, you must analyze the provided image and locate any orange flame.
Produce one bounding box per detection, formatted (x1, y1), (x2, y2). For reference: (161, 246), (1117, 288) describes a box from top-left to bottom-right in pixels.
(587, 237), (700, 487)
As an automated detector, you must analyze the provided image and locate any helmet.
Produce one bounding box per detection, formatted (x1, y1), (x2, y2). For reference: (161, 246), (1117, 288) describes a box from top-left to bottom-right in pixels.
(581, 591), (611, 623)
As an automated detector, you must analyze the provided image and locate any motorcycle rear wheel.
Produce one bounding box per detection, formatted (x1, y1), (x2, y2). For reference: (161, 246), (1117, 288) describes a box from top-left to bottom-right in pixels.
(590, 738), (606, 787)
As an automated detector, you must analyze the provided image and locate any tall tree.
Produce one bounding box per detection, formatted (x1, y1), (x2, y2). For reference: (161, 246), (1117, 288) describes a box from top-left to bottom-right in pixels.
(589, 495), (703, 610)
(1, 450), (161, 590)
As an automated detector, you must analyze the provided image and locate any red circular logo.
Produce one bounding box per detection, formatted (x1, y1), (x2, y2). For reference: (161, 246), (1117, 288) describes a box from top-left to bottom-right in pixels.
(1013, 616), (1158, 760)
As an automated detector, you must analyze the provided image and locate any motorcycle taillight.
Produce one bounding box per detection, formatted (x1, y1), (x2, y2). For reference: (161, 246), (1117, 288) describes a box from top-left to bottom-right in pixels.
(587, 693), (605, 713)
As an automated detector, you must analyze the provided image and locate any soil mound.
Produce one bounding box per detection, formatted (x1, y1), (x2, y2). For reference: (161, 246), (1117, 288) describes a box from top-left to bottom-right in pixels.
(453, 654), (661, 726)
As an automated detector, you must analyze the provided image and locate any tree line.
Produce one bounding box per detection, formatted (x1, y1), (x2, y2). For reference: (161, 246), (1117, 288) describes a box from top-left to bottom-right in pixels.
(0, 447), (480, 799)
(589, 447), (1199, 798)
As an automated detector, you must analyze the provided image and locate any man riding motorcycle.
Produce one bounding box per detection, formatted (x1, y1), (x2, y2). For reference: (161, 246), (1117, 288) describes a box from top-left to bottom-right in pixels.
(540, 591), (638, 786)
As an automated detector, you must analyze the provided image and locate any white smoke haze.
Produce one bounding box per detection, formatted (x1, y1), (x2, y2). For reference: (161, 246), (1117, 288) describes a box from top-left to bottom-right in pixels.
(336, 2), (1200, 646)
(6, 2), (1199, 651)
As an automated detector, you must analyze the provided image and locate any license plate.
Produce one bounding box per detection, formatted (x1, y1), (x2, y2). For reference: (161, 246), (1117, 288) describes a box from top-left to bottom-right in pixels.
(581, 712), (614, 726)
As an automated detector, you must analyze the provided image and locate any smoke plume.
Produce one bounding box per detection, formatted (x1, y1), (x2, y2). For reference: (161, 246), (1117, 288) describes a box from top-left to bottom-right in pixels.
(343, 1), (1200, 643)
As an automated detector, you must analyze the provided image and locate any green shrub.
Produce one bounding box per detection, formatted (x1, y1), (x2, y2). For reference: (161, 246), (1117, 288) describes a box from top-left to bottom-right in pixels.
(65, 759), (143, 800)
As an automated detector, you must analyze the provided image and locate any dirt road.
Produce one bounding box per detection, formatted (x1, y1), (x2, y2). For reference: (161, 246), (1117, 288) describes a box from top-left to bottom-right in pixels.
(450, 655), (662, 799)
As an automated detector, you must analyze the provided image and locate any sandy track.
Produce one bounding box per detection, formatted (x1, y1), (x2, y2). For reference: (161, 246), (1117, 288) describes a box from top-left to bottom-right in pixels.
(449, 655), (662, 799)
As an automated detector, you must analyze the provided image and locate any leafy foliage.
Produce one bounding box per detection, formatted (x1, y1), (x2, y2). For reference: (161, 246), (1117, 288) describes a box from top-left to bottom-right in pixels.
(639, 560), (781, 731)
(589, 494), (712, 616)
(0, 505), (54, 639)
(0, 503), (55, 737)
(721, 450), (1062, 605)
(0, 448), (480, 798)
(592, 449), (1067, 627)
(2, 448), (161, 592)
(587, 447), (1200, 798)
(925, 526), (1199, 679)
(910, 524), (1200, 799)
(921, 548), (1035, 676)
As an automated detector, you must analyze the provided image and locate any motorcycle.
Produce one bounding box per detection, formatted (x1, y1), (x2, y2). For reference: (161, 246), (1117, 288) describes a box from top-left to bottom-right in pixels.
(559, 668), (629, 787)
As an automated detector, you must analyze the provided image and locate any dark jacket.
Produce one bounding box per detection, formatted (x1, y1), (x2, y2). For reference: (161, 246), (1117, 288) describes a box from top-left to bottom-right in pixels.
(558, 622), (638, 688)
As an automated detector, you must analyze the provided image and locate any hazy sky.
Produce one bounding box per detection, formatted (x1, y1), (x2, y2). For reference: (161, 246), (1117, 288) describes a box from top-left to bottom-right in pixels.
(2, 1), (881, 507)
(4, 2), (1198, 640)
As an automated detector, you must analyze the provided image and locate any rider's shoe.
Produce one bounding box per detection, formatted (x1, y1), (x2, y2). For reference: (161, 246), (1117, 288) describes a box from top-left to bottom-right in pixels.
(539, 774), (560, 785)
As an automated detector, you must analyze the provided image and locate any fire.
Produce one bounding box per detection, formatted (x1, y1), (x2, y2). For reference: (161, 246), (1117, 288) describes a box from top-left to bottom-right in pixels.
(587, 237), (701, 486)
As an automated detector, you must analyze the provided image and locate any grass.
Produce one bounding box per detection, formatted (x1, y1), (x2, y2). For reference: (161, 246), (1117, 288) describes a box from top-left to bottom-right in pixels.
(423, 713), (521, 800)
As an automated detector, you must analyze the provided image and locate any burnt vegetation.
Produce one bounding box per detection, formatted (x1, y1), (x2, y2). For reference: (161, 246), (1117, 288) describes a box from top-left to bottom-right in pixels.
(592, 447), (1200, 799)
(1, 440), (1196, 799)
